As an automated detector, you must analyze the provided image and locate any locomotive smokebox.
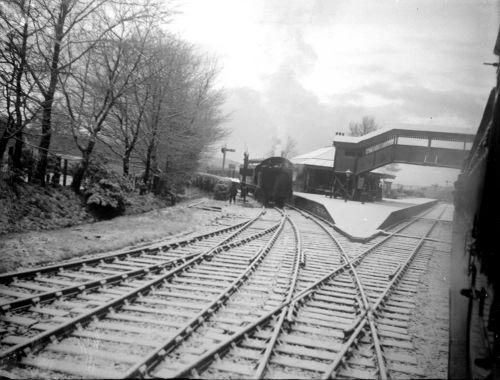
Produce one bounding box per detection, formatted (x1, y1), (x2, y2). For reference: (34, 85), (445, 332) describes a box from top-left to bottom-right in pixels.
(253, 156), (293, 208)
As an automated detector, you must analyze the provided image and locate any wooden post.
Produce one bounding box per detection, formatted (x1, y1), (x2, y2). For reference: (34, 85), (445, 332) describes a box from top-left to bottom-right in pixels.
(63, 159), (68, 186)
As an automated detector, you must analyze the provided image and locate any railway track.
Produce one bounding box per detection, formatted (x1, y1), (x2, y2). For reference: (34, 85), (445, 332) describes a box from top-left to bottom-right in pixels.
(162, 203), (452, 379)
(138, 207), (348, 378)
(0, 202), (453, 379)
(0, 214), (257, 311)
(0, 209), (279, 376)
(323, 206), (450, 379)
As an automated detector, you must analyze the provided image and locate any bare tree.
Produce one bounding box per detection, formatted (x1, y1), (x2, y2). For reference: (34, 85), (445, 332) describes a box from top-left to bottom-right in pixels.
(24, 0), (162, 184)
(160, 63), (228, 176)
(62, 21), (155, 190)
(0, 0), (40, 170)
(136, 37), (188, 184)
(97, 33), (162, 176)
(348, 115), (379, 137)
(100, 89), (150, 176)
(133, 36), (199, 184)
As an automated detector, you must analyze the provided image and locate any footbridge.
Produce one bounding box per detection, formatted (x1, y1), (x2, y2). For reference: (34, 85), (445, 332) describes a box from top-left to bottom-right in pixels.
(333, 125), (476, 176)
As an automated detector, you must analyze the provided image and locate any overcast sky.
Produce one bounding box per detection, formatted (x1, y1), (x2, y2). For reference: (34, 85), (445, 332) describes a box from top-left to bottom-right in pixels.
(170, 0), (499, 185)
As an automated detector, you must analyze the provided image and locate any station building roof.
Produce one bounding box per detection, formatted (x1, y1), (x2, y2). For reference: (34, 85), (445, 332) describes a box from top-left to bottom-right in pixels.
(291, 147), (334, 168)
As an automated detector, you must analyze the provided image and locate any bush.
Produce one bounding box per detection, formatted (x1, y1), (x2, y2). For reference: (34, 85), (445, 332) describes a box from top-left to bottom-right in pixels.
(83, 160), (133, 218)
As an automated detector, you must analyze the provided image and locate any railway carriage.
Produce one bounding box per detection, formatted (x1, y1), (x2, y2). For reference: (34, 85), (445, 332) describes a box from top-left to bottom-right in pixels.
(449, 27), (500, 379)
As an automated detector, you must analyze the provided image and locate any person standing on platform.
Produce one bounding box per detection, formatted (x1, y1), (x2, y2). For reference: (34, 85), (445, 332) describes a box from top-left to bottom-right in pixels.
(229, 182), (238, 204)
(241, 184), (247, 202)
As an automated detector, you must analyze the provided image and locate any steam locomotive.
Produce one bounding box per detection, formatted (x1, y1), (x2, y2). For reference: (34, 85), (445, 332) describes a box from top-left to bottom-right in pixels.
(246, 156), (294, 208)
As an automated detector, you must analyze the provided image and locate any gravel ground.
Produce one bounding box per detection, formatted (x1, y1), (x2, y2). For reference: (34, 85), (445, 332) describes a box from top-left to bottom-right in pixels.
(0, 197), (261, 273)
(410, 241), (451, 378)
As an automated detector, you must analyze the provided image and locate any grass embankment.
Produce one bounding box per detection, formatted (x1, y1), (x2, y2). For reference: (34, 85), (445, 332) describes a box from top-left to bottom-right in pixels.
(0, 180), (209, 235)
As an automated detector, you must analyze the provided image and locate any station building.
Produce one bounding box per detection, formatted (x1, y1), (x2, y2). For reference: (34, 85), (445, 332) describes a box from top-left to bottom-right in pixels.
(290, 147), (395, 201)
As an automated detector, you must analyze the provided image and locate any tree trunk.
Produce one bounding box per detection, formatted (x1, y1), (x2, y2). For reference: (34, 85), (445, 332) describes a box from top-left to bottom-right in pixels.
(122, 151), (130, 176)
(0, 136), (9, 170)
(12, 130), (23, 170)
(34, 2), (67, 184)
(71, 140), (95, 191)
(71, 152), (89, 192)
(143, 142), (153, 184)
(12, 20), (29, 173)
(34, 117), (52, 184)
(71, 163), (86, 192)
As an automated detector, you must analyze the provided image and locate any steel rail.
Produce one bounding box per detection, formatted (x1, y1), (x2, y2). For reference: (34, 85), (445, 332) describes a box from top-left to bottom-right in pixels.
(122, 210), (289, 378)
(328, 233), (387, 380)
(372, 206), (448, 311)
(0, 251), (202, 311)
(251, 211), (303, 379)
(0, 214), (272, 312)
(391, 233), (451, 244)
(337, 257), (388, 380)
(291, 205), (388, 379)
(321, 205), (449, 379)
(0, 211), (271, 365)
(0, 216), (264, 311)
(171, 203), (446, 379)
(0, 220), (251, 284)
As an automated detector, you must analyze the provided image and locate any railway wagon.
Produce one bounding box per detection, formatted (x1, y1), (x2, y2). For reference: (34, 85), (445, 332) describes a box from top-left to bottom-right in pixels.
(253, 156), (293, 208)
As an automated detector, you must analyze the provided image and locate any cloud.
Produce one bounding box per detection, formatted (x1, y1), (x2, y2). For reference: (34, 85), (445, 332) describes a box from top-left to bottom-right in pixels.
(399, 115), (469, 129)
(221, 69), (340, 159)
(221, 87), (275, 156)
(222, 72), (488, 161)
(259, 0), (347, 25)
(193, 0), (498, 169)
(344, 92), (405, 108)
(286, 29), (318, 76)
(336, 81), (488, 130)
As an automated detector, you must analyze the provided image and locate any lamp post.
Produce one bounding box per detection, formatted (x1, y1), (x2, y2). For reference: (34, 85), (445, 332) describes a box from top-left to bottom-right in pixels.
(241, 152), (249, 202)
(331, 131), (345, 198)
(344, 168), (352, 202)
(331, 140), (336, 198)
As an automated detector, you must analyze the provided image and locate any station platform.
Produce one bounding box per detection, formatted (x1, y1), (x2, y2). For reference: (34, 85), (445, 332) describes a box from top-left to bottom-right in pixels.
(292, 192), (437, 240)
